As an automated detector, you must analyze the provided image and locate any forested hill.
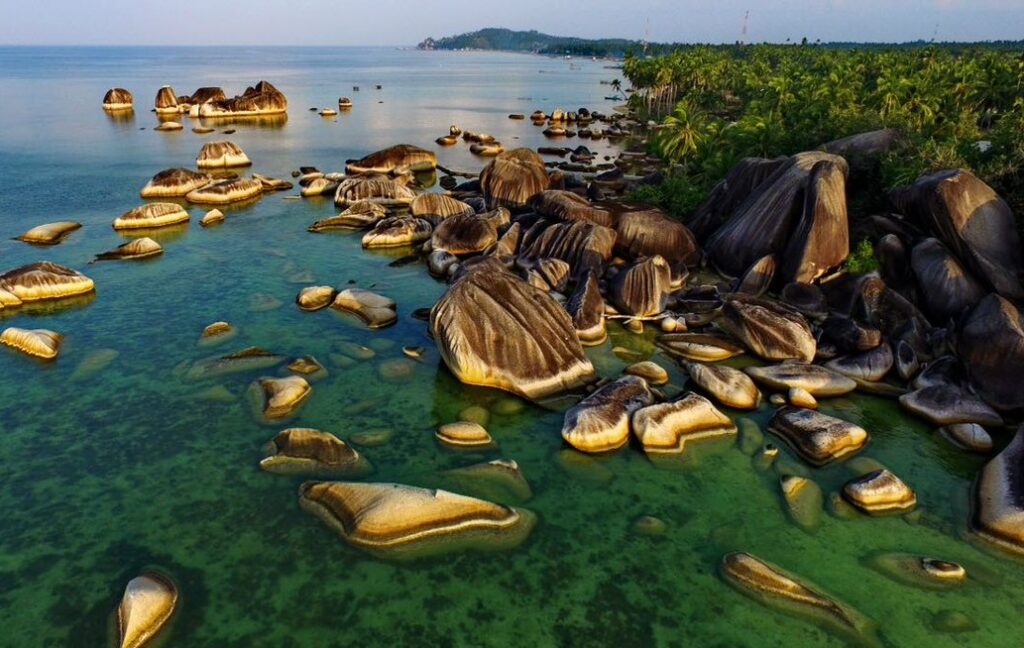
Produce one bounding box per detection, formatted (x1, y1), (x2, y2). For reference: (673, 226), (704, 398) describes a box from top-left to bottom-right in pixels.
(417, 28), (670, 57)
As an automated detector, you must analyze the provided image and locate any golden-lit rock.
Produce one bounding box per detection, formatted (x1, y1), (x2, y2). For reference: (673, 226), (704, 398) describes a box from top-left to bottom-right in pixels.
(768, 407), (868, 467)
(479, 148), (550, 209)
(781, 474), (824, 531)
(287, 356), (328, 381)
(442, 459), (532, 503)
(866, 553), (967, 590)
(529, 190), (613, 227)
(250, 375), (312, 421)
(154, 86), (178, 114)
(198, 80), (287, 117)
(200, 209), (224, 227)
(974, 426), (1024, 555)
(656, 333), (744, 362)
(721, 297), (816, 362)
(198, 321), (236, 347)
(260, 428), (370, 476)
(195, 140), (251, 168)
(788, 387), (817, 409)
(436, 422), (496, 450)
(140, 168), (212, 198)
(185, 177), (262, 205)
(113, 203), (189, 230)
(562, 376), (654, 453)
(346, 144), (436, 174)
(15, 221), (81, 245)
(430, 213), (498, 255)
(624, 361), (668, 385)
(683, 361), (761, 410)
(361, 216), (432, 249)
(299, 481), (536, 558)
(938, 423), (993, 452)
(309, 201), (387, 232)
(334, 175), (417, 208)
(631, 392), (736, 454)
(95, 237), (163, 261)
(154, 121), (182, 132)
(410, 193), (474, 223)
(331, 288), (397, 328)
(117, 572), (178, 648)
(300, 177), (339, 197)
(296, 285), (335, 311)
(102, 87), (133, 111)
(0, 327), (62, 359)
(0, 261), (94, 301)
(746, 363), (856, 397)
(843, 469), (916, 515)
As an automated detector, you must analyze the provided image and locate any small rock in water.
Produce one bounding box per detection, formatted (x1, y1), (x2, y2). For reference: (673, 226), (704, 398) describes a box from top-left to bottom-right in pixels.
(296, 285), (335, 312)
(194, 384), (235, 402)
(769, 393), (786, 406)
(459, 405), (491, 427)
(71, 348), (119, 380)
(249, 293), (283, 312)
(402, 345), (425, 360)
(117, 572), (178, 648)
(377, 357), (416, 382)
(753, 443), (779, 471)
(780, 475), (823, 532)
(842, 469), (917, 515)
(332, 288), (397, 329)
(248, 375), (312, 422)
(334, 340), (375, 360)
(632, 515), (667, 537)
(154, 120), (183, 131)
(287, 355), (328, 381)
(623, 360), (669, 385)
(929, 610), (978, 634)
(826, 491), (859, 519)
(787, 387), (817, 409)
(865, 553), (967, 589)
(492, 397), (525, 416)
(0, 327), (63, 360)
(436, 422), (496, 450)
(350, 428), (394, 446)
(200, 209), (225, 227)
(768, 408), (869, 467)
(198, 321), (236, 347)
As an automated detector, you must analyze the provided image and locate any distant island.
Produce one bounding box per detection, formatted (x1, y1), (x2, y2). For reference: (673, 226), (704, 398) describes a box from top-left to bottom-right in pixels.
(417, 28), (675, 58)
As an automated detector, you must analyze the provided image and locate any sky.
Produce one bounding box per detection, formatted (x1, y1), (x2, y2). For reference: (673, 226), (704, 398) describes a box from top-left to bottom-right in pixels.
(1, 0), (1022, 45)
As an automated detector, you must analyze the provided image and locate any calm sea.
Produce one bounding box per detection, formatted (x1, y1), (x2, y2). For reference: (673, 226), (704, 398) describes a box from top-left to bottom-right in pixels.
(0, 46), (1020, 648)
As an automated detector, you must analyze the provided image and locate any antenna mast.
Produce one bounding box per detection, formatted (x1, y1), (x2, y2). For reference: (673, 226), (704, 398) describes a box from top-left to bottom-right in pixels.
(741, 10), (749, 45)
(644, 17), (650, 54)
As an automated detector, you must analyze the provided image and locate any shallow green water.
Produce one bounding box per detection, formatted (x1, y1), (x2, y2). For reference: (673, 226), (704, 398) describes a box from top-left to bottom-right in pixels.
(0, 46), (1022, 648)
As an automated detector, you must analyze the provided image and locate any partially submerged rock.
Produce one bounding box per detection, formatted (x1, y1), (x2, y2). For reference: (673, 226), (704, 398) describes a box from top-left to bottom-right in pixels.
(842, 469), (917, 515)
(746, 363), (856, 397)
(198, 80), (287, 117)
(117, 572), (178, 648)
(250, 375), (312, 421)
(361, 216), (432, 248)
(185, 346), (285, 380)
(185, 177), (262, 205)
(562, 375), (654, 453)
(346, 144), (436, 174)
(113, 203), (189, 230)
(154, 85), (178, 114)
(684, 361), (761, 410)
(436, 422), (496, 450)
(331, 288), (397, 328)
(198, 321), (236, 347)
(768, 408), (868, 467)
(296, 285), (335, 311)
(260, 428), (370, 476)
(200, 209), (224, 227)
(632, 392), (736, 455)
(780, 474), (824, 531)
(298, 481), (536, 558)
(720, 298), (816, 362)
(15, 221), (81, 245)
(0, 261), (94, 301)
(865, 553), (967, 590)
(0, 327), (63, 360)
(309, 201), (387, 232)
(95, 237), (163, 261)
(442, 459), (533, 503)
(657, 333), (745, 362)
(430, 267), (596, 400)
(899, 385), (1003, 426)
(140, 168), (212, 198)
(410, 193), (474, 224)
(824, 344), (893, 382)
(974, 427), (1024, 555)
(195, 140), (251, 168)
(102, 87), (133, 111)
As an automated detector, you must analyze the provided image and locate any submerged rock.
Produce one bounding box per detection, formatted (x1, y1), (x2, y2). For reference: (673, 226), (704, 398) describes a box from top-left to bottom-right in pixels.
(95, 237), (163, 261)
(842, 469), (917, 515)
(186, 346), (285, 380)
(185, 177), (262, 205)
(780, 474), (824, 531)
(113, 203), (189, 230)
(720, 552), (877, 646)
(657, 333), (745, 362)
(250, 375), (312, 421)
(436, 422), (496, 450)
(198, 321), (235, 347)
(975, 426), (1024, 555)
(361, 216), (432, 249)
(0, 261), (94, 301)
(430, 267), (596, 400)
(0, 327), (62, 360)
(331, 288), (397, 328)
(195, 140), (251, 168)
(632, 392), (736, 455)
(720, 298), (816, 362)
(346, 144), (436, 174)
(562, 376), (654, 453)
(746, 363), (856, 397)
(71, 348), (119, 380)
(684, 361), (761, 410)
(15, 221), (81, 245)
(298, 481), (536, 558)
(117, 572), (178, 648)
(768, 408), (868, 467)
(442, 459), (533, 503)
(300, 177), (339, 197)
(865, 553), (967, 590)
(899, 385), (1003, 426)
(261, 428), (369, 476)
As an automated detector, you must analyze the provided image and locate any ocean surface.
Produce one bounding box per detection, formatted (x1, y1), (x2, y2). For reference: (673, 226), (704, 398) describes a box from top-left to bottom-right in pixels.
(0, 46), (1021, 648)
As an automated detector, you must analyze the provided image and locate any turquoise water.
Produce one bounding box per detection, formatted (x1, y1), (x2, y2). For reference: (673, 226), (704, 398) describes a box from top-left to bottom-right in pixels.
(0, 46), (1021, 647)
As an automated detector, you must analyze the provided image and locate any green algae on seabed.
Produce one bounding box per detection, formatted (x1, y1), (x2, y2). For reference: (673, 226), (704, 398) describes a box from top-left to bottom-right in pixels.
(0, 46), (1023, 648)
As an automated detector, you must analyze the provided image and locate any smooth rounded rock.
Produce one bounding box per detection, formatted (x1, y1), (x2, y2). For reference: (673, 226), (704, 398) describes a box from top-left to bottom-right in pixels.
(975, 426), (1024, 555)
(185, 177), (262, 205)
(15, 221), (81, 245)
(113, 203), (189, 230)
(0, 262), (93, 302)
(746, 363), (856, 397)
(249, 375), (312, 421)
(562, 376), (654, 453)
(899, 385), (1003, 426)
(624, 361), (668, 385)
(0, 327), (62, 360)
(842, 469), (917, 515)
(656, 333), (745, 362)
(261, 428), (370, 476)
(632, 392), (736, 455)
(361, 216), (432, 249)
(768, 408), (868, 467)
(200, 209), (224, 227)
(788, 387), (817, 409)
(721, 298), (816, 362)
(296, 285), (335, 312)
(684, 361), (761, 410)
(865, 553), (967, 589)
(95, 237), (163, 261)
(436, 422), (496, 450)
(117, 572), (178, 648)
(196, 140), (251, 168)
(331, 288), (397, 328)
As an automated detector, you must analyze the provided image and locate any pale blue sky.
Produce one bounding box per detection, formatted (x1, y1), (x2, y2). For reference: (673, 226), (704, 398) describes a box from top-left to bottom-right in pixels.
(1, 0), (1022, 45)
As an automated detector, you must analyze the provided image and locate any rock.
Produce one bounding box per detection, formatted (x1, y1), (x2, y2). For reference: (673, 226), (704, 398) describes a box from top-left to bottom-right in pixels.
(102, 87), (133, 111)
(780, 282), (828, 317)
(929, 610), (978, 634)
(436, 422), (496, 450)
(529, 190), (613, 227)
(899, 385), (1002, 426)
(939, 423), (993, 452)
(780, 475), (824, 531)
(819, 316), (881, 353)
(865, 553), (967, 590)
(562, 376), (653, 453)
(296, 285), (335, 311)
(298, 481), (536, 558)
(287, 356), (328, 381)
(894, 340), (919, 381)
(958, 294), (1024, 412)
(891, 168), (1023, 300)
(71, 348), (119, 380)
(197, 80), (287, 117)
(154, 121), (183, 131)
(442, 459), (532, 502)
(300, 177), (339, 197)
(458, 405), (491, 426)
(769, 394), (786, 406)
(427, 250), (458, 278)
(746, 363), (856, 397)
(632, 515), (668, 537)
(410, 193), (474, 224)
(0, 327), (62, 360)
(377, 358), (416, 381)
(16, 221), (81, 245)
(154, 85), (178, 114)
(249, 375), (312, 421)
(912, 357), (963, 390)
(430, 266), (596, 400)
(95, 237), (164, 261)
(768, 408), (868, 467)
(523, 258), (570, 292)
(910, 237), (986, 323)
(350, 429), (393, 446)
(657, 333), (745, 363)
(624, 361), (668, 385)
(614, 208), (699, 266)
(632, 392), (736, 455)
(479, 149), (550, 209)
(346, 144), (436, 174)
(851, 273), (930, 338)
(431, 213), (498, 255)
(684, 361), (761, 410)
(518, 220), (616, 279)
(113, 203), (189, 230)
(361, 216), (432, 248)
(0, 261), (93, 302)
(720, 298), (816, 362)
(720, 552), (877, 645)
(736, 419), (764, 455)
(824, 344), (893, 382)
(195, 140), (251, 168)
(309, 201), (387, 231)
(842, 469), (916, 515)
(200, 209), (225, 227)
(788, 387), (817, 409)
(778, 159), (850, 284)
(186, 86), (226, 105)
(566, 271), (606, 345)
(608, 255), (672, 317)
(734, 255), (776, 296)
(252, 173), (293, 192)
(186, 177), (262, 205)
(331, 289), (397, 328)
(198, 321), (236, 347)
(260, 428), (370, 476)
(974, 426), (1024, 554)
(117, 572), (178, 648)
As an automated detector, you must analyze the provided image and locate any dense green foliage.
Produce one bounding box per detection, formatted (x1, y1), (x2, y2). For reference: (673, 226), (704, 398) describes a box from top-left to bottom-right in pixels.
(846, 239), (882, 275)
(418, 28), (684, 57)
(624, 44), (1024, 220)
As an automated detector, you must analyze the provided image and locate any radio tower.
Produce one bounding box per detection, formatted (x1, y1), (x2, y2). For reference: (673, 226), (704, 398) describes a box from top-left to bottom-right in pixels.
(741, 10), (749, 45)
(643, 17), (650, 55)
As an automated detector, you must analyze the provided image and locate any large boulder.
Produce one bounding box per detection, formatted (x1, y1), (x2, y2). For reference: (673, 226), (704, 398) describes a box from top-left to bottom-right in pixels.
(632, 393), (736, 454)
(688, 156), (789, 240)
(195, 141), (251, 168)
(562, 376), (654, 453)
(0, 261), (94, 301)
(720, 298), (816, 362)
(958, 294), (1024, 412)
(298, 481), (535, 559)
(410, 193), (474, 224)
(899, 385), (1003, 426)
(518, 219), (616, 279)
(334, 175), (416, 208)
(197, 80), (287, 117)
(778, 159), (849, 284)
(975, 426), (1024, 555)
(608, 255), (672, 317)
(347, 144), (437, 174)
(430, 265), (596, 400)
(910, 238), (986, 323)
(154, 85), (178, 114)
(890, 169), (1024, 300)
(614, 208), (699, 266)
(528, 190), (613, 227)
(566, 271), (606, 345)
(431, 213), (498, 255)
(683, 361), (761, 410)
(480, 148), (550, 209)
